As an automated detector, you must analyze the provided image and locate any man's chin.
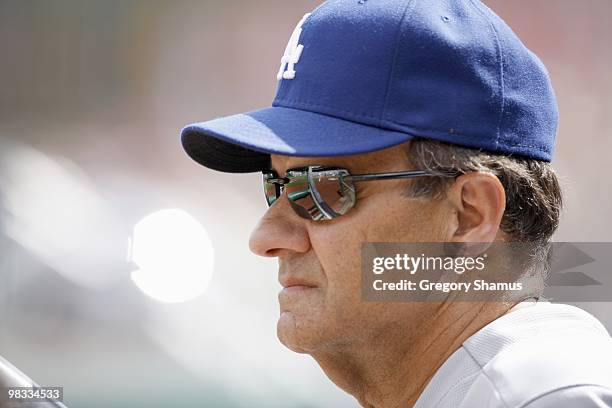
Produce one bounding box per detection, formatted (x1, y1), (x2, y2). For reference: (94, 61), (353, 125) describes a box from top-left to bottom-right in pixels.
(277, 311), (324, 354)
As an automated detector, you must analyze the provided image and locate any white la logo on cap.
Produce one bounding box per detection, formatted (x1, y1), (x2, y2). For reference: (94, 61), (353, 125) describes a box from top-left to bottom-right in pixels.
(276, 13), (311, 81)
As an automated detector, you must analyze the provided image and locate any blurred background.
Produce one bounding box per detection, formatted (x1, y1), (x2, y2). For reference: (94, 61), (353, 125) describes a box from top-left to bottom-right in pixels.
(0, 0), (611, 407)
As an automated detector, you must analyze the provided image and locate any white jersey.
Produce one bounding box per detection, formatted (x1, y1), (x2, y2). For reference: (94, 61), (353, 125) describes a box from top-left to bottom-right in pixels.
(414, 301), (612, 407)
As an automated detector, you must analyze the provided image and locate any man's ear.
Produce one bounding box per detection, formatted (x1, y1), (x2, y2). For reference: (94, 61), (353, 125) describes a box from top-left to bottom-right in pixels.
(445, 172), (506, 243)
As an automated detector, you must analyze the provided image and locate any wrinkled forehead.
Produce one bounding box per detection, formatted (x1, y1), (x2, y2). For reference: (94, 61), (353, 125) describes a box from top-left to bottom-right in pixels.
(270, 141), (412, 175)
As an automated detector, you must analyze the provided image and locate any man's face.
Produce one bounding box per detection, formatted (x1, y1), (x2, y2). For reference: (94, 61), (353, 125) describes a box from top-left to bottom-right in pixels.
(249, 142), (456, 353)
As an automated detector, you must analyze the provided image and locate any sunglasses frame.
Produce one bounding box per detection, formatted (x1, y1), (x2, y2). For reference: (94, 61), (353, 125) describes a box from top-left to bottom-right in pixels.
(262, 166), (458, 221)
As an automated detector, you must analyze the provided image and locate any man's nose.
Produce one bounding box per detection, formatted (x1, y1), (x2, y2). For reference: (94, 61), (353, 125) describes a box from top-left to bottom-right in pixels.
(249, 197), (311, 258)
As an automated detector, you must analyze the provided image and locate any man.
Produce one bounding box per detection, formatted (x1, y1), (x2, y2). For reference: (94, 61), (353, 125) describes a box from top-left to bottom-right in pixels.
(180, 0), (612, 406)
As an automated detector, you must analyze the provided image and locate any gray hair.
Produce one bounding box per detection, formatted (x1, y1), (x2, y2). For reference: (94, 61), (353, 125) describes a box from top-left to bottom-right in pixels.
(404, 139), (562, 283)
(404, 138), (563, 242)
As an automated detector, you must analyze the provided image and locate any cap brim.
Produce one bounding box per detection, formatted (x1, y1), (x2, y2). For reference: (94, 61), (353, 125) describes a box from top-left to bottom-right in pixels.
(181, 106), (414, 173)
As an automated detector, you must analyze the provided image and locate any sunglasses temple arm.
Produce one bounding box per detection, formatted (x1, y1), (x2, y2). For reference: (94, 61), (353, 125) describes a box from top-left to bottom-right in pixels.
(346, 170), (433, 182)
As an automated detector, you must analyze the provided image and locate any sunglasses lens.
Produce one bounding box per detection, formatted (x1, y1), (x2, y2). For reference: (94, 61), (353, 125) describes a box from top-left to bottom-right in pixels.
(285, 173), (324, 220)
(310, 170), (356, 217)
(262, 168), (356, 221)
(263, 173), (279, 206)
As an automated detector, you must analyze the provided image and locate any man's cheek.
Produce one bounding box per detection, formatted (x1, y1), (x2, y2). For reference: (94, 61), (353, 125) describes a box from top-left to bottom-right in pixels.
(323, 266), (363, 315)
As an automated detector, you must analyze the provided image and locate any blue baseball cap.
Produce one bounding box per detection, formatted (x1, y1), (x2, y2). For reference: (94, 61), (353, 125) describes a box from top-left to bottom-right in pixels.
(181, 0), (558, 173)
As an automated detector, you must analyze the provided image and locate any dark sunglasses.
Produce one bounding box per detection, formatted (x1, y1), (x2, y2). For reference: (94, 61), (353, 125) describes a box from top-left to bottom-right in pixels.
(263, 166), (457, 221)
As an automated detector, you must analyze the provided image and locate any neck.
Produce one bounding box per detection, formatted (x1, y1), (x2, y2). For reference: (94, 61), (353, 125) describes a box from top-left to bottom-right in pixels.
(310, 301), (516, 408)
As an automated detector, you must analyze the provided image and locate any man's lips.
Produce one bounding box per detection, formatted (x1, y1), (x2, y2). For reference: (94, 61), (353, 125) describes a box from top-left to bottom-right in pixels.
(279, 276), (318, 290)
(281, 285), (316, 293)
